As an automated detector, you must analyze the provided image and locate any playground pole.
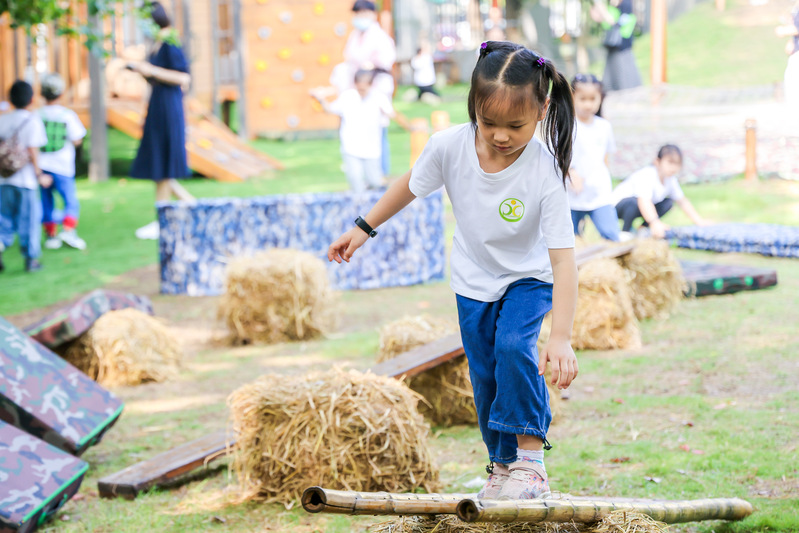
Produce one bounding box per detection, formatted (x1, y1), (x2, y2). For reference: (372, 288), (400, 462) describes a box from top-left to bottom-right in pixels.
(88, 12), (109, 183)
(650, 0), (667, 85)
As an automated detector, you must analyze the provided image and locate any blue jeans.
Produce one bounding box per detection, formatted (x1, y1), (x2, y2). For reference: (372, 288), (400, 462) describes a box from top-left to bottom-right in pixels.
(571, 205), (620, 241)
(456, 278), (553, 464)
(40, 171), (80, 229)
(0, 185), (42, 259)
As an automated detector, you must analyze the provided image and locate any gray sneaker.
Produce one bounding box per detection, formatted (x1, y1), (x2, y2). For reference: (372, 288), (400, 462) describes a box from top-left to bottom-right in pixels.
(59, 230), (86, 250)
(44, 236), (63, 250)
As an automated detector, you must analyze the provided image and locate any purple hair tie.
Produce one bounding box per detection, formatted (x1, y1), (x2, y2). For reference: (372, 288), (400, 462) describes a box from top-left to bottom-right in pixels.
(480, 42), (488, 50)
(536, 56), (546, 67)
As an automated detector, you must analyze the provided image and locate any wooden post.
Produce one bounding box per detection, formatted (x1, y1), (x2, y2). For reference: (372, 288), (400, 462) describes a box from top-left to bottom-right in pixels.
(410, 118), (429, 167)
(650, 0), (667, 85)
(715, 0), (726, 10)
(232, 0), (248, 138)
(744, 118), (757, 181)
(431, 110), (450, 133)
(88, 12), (109, 183)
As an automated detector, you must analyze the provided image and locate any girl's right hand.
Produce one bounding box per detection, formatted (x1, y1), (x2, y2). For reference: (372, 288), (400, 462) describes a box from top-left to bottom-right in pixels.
(328, 228), (370, 264)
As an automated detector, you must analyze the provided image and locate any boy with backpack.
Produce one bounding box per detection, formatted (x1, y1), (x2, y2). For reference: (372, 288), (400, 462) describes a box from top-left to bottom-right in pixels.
(38, 73), (87, 250)
(0, 80), (49, 273)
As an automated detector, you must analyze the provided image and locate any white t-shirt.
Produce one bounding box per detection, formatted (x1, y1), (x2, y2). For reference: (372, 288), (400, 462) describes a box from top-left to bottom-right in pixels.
(567, 116), (616, 211)
(612, 165), (685, 206)
(341, 23), (396, 99)
(38, 105), (87, 178)
(0, 109), (47, 189)
(328, 89), (393, 159)
(409, 123), (575, 302)
(411, 53), (437, 87)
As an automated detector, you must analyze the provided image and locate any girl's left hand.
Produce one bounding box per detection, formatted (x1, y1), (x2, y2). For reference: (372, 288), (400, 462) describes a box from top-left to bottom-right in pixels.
(538, 338), (578, 389)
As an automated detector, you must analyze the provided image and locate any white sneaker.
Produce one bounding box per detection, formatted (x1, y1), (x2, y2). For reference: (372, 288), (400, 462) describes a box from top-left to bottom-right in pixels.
(477, 463), (510, 499)
(618, 231), (634, 242)
(135, 221), (160, 240)
(59, 230), (86, 250)
(44, 237), (63, 250)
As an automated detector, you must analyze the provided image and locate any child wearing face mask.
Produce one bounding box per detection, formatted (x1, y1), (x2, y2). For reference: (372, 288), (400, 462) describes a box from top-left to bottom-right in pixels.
(613, 144), (708, 239)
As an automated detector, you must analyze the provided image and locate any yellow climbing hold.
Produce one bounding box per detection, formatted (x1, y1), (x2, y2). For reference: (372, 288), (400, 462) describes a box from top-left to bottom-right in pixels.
(260, 97), (273, 109)
(198, 138), (213, 150)
(278, 48), (292, 60)
(301, 31), (313, 43)
(313, 3), (324, 15)
(256, 60), (268, 72)
(311, 99), (323, 112)
(318, 54), (330, 66)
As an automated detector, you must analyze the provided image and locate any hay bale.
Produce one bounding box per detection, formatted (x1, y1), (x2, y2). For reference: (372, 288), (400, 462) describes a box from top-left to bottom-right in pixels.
(227, 367), (440, 504)
(369, 510), (667, 532)
(218, 249), (336, 345)
(378, 316), (476, 426)
(63, 308), (182, 386)
(539, 259), (641, 351)
(618, 239), (685, 320)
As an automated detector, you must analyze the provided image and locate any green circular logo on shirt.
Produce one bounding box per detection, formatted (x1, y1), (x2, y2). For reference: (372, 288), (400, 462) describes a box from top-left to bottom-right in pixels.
(499, 198), (525, 222)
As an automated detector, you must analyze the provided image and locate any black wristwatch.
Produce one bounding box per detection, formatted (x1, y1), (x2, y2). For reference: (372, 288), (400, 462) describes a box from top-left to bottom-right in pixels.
(354, 216), (377, 238)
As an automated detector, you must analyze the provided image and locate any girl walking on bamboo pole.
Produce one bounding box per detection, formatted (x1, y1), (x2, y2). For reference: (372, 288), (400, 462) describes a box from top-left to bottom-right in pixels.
(328, 41), (578, 501)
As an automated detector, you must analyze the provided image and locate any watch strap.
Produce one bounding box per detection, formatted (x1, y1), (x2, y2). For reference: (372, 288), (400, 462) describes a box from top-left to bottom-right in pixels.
(354, 216), (377, 238)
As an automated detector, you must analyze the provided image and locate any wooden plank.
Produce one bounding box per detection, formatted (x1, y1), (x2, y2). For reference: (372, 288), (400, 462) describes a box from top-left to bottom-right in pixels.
(369, 333), (465, 380)
(575, 242), (635, 268)
(98, 431), (235, 499)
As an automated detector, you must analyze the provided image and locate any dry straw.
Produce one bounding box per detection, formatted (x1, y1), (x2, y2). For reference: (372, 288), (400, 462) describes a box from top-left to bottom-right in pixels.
(618, 239), (685, 320)
(227, 367), (440, 504)
(63, 308), (182, 386)
(539, 259), (641, 351)
(378, 315), (476, 426)
(218, 249), (336, 344)
(369, 510), (667, 533)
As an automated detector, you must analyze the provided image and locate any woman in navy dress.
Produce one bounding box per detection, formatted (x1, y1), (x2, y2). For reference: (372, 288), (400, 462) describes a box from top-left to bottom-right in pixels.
(129, 2), (194, 239)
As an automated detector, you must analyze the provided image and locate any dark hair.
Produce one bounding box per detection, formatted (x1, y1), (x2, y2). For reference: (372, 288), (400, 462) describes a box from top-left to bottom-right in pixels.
(352, 0), (376, 12)
(9, 80), (33, 109)
(151, 1), (171, 29)
(657, 144), (683, 162)
(468, 41), (575, 184)
(353, 69), (374, 84)
(571, 73), (604, 117)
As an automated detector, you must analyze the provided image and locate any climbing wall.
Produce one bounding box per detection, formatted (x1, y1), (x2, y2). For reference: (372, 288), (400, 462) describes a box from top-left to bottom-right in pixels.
(242, 0), (351, 136)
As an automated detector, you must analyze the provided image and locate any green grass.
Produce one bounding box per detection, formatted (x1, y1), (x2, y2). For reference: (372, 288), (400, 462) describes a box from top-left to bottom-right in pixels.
(629, 0), (788, 86)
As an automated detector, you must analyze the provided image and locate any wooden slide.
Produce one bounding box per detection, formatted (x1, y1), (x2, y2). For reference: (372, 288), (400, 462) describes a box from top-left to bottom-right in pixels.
(104, 99), (283, 182)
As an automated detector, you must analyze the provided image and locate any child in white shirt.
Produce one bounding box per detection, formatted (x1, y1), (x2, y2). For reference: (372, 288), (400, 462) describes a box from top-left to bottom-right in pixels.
(312, 70), (399, 193)
(0, 80), (49, 273)
(613, 144), (707, 238)
(38, 73), (88, 250)
(567, 73), (618, 241)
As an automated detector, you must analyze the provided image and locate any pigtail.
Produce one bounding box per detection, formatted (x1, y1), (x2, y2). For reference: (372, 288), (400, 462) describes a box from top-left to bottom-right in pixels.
(540, 61), (575, 185)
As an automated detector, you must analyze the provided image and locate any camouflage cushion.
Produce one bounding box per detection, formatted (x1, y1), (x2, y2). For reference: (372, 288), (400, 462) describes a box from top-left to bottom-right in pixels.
(24, 289), (154, 349)
(0, 421), (88, 533)
(0, 317), (124, 456)
(680, 260), (778, 297)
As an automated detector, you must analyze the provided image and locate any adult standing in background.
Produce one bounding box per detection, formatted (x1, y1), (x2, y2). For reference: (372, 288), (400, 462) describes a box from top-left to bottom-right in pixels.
(127, 1), (194, 240)
(591, 0), (641, 91)
(334, 0), (397, 177)
(776, 1), (799, 110)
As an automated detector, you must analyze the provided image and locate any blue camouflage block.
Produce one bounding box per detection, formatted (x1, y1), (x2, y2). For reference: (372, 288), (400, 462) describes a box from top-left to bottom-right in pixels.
(0, 317), (123, 456)
(668, 223), (799, 258)
(0, 420), (88, 533)
(157, 189), (446, 296)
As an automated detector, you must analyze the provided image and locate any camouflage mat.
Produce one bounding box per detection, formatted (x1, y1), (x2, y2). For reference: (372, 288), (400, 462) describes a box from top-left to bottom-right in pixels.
(680, 260), (778, 297)
(0, 420), (88, 533)
(23, 289), (153, 349)
(0, 317), (123, 456)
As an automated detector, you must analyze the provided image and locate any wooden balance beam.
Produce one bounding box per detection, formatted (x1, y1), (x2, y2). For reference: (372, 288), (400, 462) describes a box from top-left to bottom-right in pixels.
(98, 430), (234, 499)
(301, 487), (753, 525)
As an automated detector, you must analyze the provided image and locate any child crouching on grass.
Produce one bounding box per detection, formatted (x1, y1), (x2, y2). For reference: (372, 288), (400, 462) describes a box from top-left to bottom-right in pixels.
(328, 41), (579, 500)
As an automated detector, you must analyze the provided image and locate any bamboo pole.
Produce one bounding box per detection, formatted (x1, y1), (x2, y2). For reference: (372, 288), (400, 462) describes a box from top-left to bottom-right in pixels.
(456, 497), (754, 524)
(301, 487), (473, 516)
